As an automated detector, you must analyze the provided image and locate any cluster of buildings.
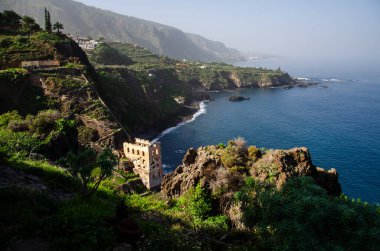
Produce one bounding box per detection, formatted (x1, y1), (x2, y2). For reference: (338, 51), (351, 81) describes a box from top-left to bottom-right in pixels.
(67, 34), (102, 50)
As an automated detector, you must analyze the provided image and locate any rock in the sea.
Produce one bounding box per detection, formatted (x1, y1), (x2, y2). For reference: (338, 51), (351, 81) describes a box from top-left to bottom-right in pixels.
(228, 96), (250, 102)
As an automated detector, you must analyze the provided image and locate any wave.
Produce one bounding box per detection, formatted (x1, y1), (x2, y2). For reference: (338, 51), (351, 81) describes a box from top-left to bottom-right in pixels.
(296, 77), (311, 81)
(152, 101), (208, 142)
(175, 149), (186, 154)
(321, 78), (343, 82)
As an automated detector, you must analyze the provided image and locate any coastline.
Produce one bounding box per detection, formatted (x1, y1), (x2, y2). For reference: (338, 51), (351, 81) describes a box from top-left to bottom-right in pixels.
(151, 100), (208, 143)
(145, 78), (317, 142)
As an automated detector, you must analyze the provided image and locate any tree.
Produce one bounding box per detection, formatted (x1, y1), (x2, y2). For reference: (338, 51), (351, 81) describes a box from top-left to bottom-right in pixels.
(53, 21), (64, 34)
(2, 10), (22, 29)
(21, 16), (40, 32)
(60, 148), (117, 198)
(44, 8), (52, 32)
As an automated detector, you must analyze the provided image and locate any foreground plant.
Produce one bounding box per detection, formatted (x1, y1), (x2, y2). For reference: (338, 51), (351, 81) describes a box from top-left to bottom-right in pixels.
(59, 148), (117, 198)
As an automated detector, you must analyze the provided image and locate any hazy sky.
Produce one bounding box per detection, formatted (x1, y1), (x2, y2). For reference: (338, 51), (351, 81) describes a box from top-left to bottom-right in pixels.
(75, 0), (380, 63)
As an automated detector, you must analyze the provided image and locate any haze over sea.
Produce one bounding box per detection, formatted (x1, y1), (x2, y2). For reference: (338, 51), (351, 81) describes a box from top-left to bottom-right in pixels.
(157, 58), (380, 203)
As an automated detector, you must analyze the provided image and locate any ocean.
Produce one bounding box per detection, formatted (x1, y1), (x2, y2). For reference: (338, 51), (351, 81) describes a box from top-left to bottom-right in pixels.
(156, 57), (380, 203)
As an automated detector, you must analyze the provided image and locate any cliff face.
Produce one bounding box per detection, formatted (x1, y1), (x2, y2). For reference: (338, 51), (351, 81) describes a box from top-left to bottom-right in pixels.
(161, 145), (341, 197)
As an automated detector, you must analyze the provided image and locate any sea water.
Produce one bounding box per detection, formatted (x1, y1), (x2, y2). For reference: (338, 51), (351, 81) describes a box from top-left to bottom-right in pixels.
(157, 57), (380, 203)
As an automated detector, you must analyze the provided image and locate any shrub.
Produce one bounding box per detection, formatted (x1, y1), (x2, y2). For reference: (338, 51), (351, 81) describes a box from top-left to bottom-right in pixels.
(59, 148), (118, 198)
(0, 128), (40, 157)
(209, 168), (243, 198)
(189, 184), (212, 220)
(221, 138), (248, 169)
(125, 193), (168, 213)
(78, 126), (99, 145)
(238, 177), (380, 250)
(0, 110), (22, 128)
(247, 146), (261, 162)
(28, 109), (61, 135)
(7, 119), (29, 132)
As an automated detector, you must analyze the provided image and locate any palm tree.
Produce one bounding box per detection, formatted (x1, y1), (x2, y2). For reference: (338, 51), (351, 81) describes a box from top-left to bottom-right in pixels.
(53, 21), (64, 33)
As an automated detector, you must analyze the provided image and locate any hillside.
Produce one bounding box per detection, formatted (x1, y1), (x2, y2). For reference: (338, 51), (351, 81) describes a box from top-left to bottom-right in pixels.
(86, 42), (295, 135)
(1, 10), (380, 251)
(0, 0), (245, 62)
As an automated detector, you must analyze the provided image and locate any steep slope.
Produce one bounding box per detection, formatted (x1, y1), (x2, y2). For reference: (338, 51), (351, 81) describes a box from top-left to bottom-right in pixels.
(0, 0), (245, 62)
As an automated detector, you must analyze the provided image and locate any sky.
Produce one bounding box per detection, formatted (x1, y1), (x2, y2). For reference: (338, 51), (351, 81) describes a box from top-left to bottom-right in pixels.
(75, 0), (380, 65)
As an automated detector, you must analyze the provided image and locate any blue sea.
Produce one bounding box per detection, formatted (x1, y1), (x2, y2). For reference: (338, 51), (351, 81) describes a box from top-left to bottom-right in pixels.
(156, 57), (380, 203)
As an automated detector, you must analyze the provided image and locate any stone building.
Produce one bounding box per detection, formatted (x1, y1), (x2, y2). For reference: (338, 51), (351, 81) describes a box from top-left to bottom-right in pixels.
(21, 60), (60, 70)
(123, 138), (163, 189)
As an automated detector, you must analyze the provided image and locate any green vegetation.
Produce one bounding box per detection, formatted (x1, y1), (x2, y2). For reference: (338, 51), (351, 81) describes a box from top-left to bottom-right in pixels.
(1, 9), (379, 251)
(90, 43), (133, 65)
(234, 176), (380, 250)
(59, 148), (118, 198)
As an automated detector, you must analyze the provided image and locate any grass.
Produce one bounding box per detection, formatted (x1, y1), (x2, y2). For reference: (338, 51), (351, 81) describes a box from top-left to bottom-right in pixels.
(6, 157), (79, 192)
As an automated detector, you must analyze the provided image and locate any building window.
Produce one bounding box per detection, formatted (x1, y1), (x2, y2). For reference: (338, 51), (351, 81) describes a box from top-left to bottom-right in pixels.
(132, 149), (135, 154)
(142, 151), (145, 156)
(156, 149), (159, 155)
(137, 150), (140, 155)
(127, 147), (130, 153)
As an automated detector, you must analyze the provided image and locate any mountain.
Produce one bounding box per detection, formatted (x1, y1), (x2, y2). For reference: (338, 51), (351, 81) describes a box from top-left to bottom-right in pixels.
(0, 0), (245, 62)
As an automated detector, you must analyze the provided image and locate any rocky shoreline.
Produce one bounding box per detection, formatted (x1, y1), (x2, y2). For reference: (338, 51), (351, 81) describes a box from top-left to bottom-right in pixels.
(143, 77), (321, 141)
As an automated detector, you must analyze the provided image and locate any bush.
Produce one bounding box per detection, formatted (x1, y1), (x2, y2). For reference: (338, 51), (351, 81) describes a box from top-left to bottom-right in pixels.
(196, 215), (229, 234)
(7, 119), (28, 132)
(0, 128), (40, 157)
(28, 109), (61, 135)
(247, 146), (261, 162)
(189, 184), (212, 220)
(209, 168), (243, 198)
(78, 126), (99, 145)
(59, 148), (118, 198)
(0, 110), (22, 128)
(221, 138), (248, 169)
(238, 177), (380, 250)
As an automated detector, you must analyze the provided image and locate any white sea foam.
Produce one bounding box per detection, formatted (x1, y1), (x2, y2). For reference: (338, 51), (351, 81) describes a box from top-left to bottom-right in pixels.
(152, 101), (208, 143)
(296, 77), (311, 81)
(175, 150), (186, 154)
(321, 78), (343, 82)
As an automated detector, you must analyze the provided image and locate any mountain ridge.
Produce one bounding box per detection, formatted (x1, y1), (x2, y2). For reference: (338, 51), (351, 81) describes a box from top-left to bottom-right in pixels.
(0, 0), (245, 62)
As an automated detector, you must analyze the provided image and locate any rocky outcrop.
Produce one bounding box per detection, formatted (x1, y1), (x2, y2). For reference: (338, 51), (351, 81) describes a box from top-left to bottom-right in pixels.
(161, 145), (341, 198)
(251, 147), (341, 195)
(161, 146), (222, 197)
